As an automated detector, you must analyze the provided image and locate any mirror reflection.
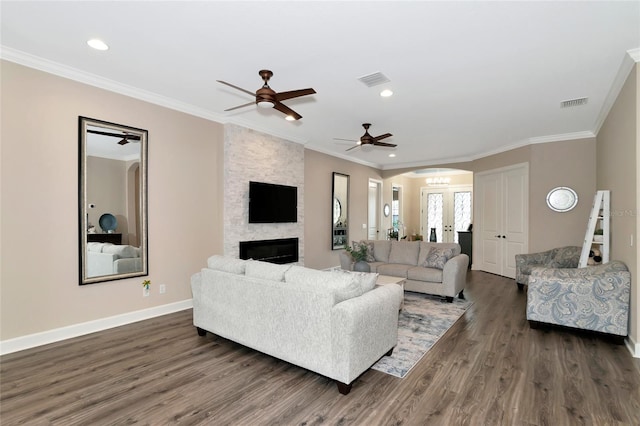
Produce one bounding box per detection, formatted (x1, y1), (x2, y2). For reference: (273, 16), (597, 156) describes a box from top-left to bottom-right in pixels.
(332, 172), (349, 250)
(79, 117), (148, 284)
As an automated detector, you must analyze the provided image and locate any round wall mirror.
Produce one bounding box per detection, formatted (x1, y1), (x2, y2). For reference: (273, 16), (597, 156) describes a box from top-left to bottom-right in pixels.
(383, 203), (390, 217)
(546, 187), (578, 212)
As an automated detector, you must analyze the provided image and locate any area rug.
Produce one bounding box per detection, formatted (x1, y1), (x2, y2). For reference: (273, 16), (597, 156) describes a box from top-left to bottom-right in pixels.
(371, 292), (473, 379)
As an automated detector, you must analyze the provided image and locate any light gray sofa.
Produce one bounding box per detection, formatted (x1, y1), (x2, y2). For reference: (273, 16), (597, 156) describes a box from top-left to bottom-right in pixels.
(191, 255), (402, 395)
(86, 242), (142, 277)
(526, 260), (630, 343)
(340, 240), (468, 302)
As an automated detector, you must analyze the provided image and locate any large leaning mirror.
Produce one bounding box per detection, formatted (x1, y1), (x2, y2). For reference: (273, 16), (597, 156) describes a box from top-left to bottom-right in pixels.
(332, 172), (349, 250)
(79, 116), (148, 285)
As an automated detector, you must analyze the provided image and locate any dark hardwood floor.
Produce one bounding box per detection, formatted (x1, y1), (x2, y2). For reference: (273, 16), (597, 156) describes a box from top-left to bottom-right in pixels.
(2, 271), (639, 425)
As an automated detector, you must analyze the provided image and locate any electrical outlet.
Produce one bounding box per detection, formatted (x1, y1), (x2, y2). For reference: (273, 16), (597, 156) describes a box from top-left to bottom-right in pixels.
(159, 284), (166, 294)
(143, 287), (150, 297)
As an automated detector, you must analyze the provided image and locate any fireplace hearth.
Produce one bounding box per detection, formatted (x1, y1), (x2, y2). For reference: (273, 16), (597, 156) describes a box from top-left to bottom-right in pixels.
(239, 238), (299, 264)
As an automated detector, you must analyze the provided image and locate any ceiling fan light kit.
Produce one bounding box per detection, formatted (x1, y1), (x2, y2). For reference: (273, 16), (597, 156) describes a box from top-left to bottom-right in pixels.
(219, 69), (316, 120)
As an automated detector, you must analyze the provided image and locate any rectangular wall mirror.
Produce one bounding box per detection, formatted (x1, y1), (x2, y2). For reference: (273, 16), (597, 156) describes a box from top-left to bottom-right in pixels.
(332, 172), (349, 250)
(79, 116), (148, 285)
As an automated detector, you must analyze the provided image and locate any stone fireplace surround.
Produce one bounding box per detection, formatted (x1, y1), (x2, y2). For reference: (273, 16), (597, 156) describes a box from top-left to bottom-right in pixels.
(223, 124), (305, 264)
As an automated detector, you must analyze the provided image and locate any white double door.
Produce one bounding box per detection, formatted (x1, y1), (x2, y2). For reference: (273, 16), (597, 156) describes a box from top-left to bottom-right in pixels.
(475, 164), (528, 278)
(421, 186), (473, 243)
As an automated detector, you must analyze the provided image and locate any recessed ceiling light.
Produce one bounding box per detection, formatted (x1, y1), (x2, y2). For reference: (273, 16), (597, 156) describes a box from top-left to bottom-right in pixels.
(87, 39), (109, 51)
(285, 115), (296, 121)
(389, 153), (396, 158)
(380, 89), (393, 97)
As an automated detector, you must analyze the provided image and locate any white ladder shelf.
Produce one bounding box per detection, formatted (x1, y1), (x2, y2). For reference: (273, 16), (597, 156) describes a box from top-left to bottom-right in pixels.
(579, 190), (610, 268)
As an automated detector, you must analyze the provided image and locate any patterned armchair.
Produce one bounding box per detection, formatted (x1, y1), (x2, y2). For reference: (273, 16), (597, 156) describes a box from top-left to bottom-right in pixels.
(515, 246), (582, 290)
(526, 261), (630, 342)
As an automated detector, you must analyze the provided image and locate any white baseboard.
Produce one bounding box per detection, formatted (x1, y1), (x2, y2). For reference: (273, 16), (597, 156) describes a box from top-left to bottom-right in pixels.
(626, 335), (640, 358)
(0, 299), (193, 356)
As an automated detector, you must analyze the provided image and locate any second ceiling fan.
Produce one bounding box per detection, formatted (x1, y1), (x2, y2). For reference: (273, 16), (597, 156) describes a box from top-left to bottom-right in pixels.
(218, 69), (316, 120)
(335, 123), (396, 151)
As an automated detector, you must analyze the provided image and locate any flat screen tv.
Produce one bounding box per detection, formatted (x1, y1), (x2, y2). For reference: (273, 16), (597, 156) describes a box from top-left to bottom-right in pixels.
(249, 181), (297, 223)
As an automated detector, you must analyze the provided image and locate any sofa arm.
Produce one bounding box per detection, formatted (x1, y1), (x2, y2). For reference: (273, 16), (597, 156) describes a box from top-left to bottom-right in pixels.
(339, 251), (354, 271)
(527, 261), (630, 336)
(330, 285), (401, 384)
(442, 253), (469, 297)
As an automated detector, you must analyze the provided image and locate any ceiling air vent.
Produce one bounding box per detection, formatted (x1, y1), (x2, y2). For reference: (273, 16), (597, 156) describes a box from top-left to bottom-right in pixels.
(560, 97), (588, 108)
(357, 72), (390, 88)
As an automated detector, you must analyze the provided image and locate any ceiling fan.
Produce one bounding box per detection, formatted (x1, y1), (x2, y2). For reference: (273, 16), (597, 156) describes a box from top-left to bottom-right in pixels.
(335, 123), (396, 151)
(217, 70), (316, 120)
(87, 129), (141, 145)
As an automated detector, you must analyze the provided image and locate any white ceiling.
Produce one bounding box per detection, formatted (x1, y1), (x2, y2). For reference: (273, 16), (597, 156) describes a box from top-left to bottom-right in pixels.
(2, 1), (639, 170)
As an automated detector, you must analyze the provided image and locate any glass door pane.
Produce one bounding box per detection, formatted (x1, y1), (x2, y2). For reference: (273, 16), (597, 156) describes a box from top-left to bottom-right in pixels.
(453, 191), (472, 243)
(426, 193), (444, 242)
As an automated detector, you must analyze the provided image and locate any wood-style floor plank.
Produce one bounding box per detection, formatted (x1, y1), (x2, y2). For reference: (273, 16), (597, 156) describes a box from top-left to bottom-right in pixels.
(2, 271), (639, 425)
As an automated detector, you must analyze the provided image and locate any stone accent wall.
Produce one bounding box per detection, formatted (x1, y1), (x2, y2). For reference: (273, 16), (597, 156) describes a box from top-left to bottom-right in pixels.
(224, 124), (304, 263)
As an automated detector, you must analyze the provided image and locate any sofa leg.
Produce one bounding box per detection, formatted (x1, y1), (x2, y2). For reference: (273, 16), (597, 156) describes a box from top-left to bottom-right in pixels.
(458, 290), (465, 300)
(196, 327), (207, 336)
(386, 347), (394, 357)
(336, 381), (352, 395)
(528, 320), (543, 329)
(517, 283), (524, 291)
(445, 296), (454, 303)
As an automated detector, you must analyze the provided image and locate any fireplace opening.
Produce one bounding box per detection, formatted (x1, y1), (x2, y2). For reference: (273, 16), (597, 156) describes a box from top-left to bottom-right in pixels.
(239, 238), (299, 264)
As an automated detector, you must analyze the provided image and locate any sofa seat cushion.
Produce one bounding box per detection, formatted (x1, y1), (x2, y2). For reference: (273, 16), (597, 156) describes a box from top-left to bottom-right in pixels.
(366, 261), (386, 273)
(407, 266), (444, 283)
(377, 263), (413, 278)
(388, 241), (420, 265)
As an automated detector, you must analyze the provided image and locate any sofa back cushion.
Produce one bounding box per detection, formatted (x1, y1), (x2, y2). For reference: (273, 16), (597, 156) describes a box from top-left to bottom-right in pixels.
(102, 244), (139, 259)
(207, 255), (247, 274)
(285, 266), (366, 304)
(547, 246), (581, 268)
(369, 240), (391, 263)
(388, 241), (421, 265)
(418, 242), (461, 266)
(245, 260), (291, 282)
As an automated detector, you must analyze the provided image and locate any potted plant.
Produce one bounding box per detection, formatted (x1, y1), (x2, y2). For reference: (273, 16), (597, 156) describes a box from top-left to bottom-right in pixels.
(346, 243), (371, 272)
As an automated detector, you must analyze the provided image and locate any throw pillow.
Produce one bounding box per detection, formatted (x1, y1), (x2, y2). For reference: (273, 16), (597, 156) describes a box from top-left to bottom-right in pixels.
(423, 247), (455, 270)
(351, 240), (375, 262)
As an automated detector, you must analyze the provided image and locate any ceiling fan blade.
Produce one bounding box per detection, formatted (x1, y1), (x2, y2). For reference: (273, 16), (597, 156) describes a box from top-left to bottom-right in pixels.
(276, 88), (316, 102)
(117, 138), (129, 145)
(224, 101), (256, 112)
(345, 144), (361, 152)
(373, 133), (392, 141)
(87, 129), (140, 140)
(333, 137), (357, 142)
(273, 101), (302, 120)
(372, 141), (397, 147)
(217, 80), (256, 97)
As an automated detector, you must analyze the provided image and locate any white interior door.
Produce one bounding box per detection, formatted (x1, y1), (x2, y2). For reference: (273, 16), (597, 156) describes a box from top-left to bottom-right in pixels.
(475, 164), (528, 278)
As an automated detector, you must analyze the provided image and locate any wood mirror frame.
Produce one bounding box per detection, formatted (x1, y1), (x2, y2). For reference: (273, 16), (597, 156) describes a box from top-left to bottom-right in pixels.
(78, 116), (148, 285)
(332, 172), (349, 250)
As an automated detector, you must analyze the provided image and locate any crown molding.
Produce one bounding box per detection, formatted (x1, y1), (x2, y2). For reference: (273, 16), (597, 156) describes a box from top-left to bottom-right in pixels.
(592, 48), (640, 135)
(0, 46), (310, 147)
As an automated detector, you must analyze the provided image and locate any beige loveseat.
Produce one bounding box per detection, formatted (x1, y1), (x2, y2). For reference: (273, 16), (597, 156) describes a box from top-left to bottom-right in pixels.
(191, 255), (402, 395)
(340, 240), (468, 302)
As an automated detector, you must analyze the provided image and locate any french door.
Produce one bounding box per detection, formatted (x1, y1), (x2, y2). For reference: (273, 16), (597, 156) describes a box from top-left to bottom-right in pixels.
(421, 186), (473, 243)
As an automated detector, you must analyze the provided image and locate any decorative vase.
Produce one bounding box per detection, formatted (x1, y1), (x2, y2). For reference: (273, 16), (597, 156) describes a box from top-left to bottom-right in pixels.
(429, 228), (437, 242)
(354, 260), (371, 272)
